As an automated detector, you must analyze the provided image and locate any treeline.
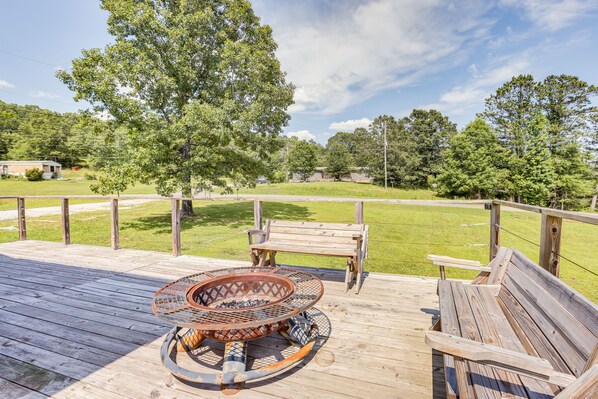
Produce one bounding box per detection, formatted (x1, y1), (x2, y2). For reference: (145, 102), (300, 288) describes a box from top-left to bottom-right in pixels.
(291, 74), (597, 209)
(0, 100), (126, 170)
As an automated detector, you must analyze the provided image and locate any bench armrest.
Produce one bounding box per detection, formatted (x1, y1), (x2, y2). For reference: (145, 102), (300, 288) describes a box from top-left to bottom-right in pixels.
(246, 229), (266, 245)
(427, 254), (490, 279)
(554, 365), (598, 398)
(426, 331), (576, 387)
(245, 229), (266, 235)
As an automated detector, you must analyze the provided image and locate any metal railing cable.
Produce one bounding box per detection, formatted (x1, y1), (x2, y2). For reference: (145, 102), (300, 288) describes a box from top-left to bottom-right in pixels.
(498, 225), (540, 248)
(554, 252), (598, 277)
(500, 224), (598, 277)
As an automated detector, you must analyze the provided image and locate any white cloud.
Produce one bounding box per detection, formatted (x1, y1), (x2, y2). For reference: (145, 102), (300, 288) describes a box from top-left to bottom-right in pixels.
(328, 118), (372, 131)
(420, 59), (530, 115)
(500, 0), (598, 31)
(260, 0), (494, 114)
(30, 90), (60, 99)
(286, 130), (316, 141)
(0, 79), (15, 89)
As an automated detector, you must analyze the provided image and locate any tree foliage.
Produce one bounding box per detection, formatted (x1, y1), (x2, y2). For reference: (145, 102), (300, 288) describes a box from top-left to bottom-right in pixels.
(482, 74), (597, 207)
(287, 140), (317, 182)
(58, 0), (294, 215)
(437, 118), (509, 199)
(325, 141), (351, 180)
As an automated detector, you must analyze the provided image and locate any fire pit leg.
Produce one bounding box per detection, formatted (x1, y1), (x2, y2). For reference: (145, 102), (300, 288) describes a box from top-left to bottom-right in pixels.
(176, 329), (205, 352)
(221, 341), (247, 395)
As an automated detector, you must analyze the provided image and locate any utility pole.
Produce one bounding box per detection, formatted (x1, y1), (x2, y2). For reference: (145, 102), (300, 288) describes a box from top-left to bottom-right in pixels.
(383, 120), (388, 189)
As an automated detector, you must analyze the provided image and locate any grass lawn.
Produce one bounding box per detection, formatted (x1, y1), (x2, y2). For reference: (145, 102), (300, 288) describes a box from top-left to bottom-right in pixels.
(1, 198), (596, 302)
(0, 168), (156, 211)
(240, 181), (440, 199)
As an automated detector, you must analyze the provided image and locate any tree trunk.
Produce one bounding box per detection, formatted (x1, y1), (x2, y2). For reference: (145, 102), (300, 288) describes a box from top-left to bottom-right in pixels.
(181, 175), (194, 217)
(179, 139), (194, 217)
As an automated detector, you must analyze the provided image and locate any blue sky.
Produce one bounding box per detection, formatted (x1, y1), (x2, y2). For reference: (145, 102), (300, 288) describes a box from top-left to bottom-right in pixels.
(1, 0), (597, 144)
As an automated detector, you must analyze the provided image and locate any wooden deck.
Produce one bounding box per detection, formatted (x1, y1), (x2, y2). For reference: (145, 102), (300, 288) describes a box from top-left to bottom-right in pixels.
(0, 240), (444, 399)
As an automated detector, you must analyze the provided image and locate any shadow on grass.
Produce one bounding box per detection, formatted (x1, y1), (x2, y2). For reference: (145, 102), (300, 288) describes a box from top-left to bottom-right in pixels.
(121, 201), (314, 234)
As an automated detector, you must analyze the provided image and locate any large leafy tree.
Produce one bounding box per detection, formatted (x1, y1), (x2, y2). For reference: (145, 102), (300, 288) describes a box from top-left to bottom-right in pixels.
(58, 0), (294, 215)
(437, 118), (509, 199)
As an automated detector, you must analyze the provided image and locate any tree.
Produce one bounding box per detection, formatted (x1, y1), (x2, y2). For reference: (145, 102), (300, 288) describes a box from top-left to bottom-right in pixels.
(482, 75), (538, 161)
(287, 140), (317, 182)
(482, 74), (598, 207)
(436, 118), (509, 199)
(537, 75), (598, 207)
(517, 114), (555, 206)
(325, 141), (351, 180)
(58, 0), (294, 216)
(403, 109), (456, 186)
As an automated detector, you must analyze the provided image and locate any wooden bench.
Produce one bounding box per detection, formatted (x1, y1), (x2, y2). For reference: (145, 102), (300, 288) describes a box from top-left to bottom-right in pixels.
(426, 247), (598, 399)
(247, 220), (368, 293)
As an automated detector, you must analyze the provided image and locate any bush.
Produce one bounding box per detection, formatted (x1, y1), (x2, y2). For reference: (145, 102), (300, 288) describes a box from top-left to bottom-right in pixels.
(25, 168), (44, 181)
(84, 172), (97, 180)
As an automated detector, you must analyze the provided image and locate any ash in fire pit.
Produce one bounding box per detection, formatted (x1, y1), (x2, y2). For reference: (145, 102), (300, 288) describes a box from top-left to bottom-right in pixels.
(213, 298), (271, 309)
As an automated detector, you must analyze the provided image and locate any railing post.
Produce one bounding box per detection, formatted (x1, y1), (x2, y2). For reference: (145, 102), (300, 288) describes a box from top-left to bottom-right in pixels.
(17, 197), (26, 241)
(489, 202), (500, 260)
(172, 198), (181, 257)
(539, 214), (562, 277)
(355, 201), (364, 224)
(591, 194), (597, 212)
(61, 198), (70, 245)
(110, 198), (119, 250)
(254, 200), (263, 230)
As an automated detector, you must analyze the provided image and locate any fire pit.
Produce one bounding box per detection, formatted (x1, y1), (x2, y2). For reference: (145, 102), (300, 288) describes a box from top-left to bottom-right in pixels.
(152, 266), (324, 392)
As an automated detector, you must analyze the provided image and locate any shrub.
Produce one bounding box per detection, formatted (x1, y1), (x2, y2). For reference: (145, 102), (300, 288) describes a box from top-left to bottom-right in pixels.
(84, 172), (97, 180)
(25, 168), (44, 181)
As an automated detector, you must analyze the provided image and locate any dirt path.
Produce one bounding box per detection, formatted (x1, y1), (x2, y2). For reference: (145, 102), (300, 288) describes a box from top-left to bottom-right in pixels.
(0, 199), (155, 221)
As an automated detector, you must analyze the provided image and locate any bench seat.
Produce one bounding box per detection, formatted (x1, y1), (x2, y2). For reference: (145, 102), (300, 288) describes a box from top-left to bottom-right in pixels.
(427, 248), (598, 399)
(249, 242), (357, 257)
(247, 220), (368, 293)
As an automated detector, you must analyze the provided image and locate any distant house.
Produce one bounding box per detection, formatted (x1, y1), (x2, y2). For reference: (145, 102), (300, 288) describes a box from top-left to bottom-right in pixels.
(291, 167), (372, 183)
(0, 160), (62, 179)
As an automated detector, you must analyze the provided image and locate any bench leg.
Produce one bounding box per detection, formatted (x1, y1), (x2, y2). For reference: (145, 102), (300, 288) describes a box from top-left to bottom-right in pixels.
(270, 251), (277, 267)
(250, 250), (259, 266)
(355, 260), (363, 294)
(258, 251), (268, 267)
(344, 258), (352, 292)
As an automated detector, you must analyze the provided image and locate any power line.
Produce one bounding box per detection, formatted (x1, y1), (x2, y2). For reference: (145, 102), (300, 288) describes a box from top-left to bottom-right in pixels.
(0, 49), (61, 69)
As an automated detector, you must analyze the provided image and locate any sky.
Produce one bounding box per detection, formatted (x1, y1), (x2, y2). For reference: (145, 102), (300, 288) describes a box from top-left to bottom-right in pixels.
(0, 0), (597, 145)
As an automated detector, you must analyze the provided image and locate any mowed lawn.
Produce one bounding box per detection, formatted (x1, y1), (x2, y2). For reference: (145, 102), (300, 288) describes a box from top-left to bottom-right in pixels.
(241, 181), (441, 199)
(0, 169), (156, 211)
(0, 197), (596, 302)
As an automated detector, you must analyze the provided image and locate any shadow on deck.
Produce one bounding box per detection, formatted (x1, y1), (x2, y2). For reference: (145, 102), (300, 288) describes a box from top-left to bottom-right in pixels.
(0, 241), (445, 398)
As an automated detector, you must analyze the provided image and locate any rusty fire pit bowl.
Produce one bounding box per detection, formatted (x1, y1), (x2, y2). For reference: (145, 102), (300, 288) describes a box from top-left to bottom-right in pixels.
(152, 267), (324, 342)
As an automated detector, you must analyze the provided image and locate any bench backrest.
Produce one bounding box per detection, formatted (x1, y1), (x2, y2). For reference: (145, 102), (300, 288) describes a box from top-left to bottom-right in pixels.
(496, 249), (598, 377)
(265, 220), (366, 248)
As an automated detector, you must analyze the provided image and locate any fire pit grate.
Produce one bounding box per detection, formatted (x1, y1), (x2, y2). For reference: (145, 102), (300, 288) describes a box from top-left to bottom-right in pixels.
(153, 267), (323, 331)
(152, 266), (325, 391)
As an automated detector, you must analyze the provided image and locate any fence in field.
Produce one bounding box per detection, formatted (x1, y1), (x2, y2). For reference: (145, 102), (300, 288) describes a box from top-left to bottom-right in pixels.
(1, 195), (597, 281)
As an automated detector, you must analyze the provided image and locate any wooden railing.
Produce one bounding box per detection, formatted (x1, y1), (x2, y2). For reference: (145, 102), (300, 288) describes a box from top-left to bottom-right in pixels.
(2, 195), (597, 278)
(490, 200), (598, 277)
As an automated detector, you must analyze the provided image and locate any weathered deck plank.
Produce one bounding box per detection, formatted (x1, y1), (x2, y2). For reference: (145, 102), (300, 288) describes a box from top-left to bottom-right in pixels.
(0, 240), (444, 398)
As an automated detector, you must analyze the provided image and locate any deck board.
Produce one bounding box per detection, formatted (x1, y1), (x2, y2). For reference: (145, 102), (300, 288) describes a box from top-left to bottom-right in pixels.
(0, 240), (444, 398)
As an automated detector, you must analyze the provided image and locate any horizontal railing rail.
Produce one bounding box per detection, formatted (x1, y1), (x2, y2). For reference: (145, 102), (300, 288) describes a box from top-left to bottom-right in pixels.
(1, 195), (596, 281)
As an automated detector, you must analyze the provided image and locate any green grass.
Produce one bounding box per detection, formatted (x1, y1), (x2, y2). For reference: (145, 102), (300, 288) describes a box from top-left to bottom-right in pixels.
(240, 181), (440, 199)
(1, 198), (595, 302)
(0, 168), (156, 211)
